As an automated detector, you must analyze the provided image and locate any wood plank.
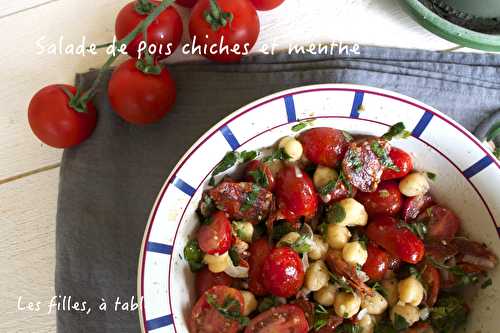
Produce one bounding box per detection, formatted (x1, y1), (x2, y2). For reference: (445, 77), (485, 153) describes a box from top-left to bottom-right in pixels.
(0, 0), (59, 19)
(0, 168), (58, 332)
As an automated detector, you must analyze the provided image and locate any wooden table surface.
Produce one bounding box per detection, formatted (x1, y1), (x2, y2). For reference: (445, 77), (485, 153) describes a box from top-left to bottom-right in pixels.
(0, 0), (472, 331)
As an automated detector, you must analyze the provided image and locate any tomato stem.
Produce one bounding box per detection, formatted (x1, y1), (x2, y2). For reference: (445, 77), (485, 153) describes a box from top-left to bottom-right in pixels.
(135, 0), (157, 15)
(74, 0), (175, 111)
(135, 28), (163, 75)
(204, 0), (233, 31)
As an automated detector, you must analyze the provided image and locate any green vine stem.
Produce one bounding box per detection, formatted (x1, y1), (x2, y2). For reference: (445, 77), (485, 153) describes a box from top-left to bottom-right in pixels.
(204, 0), (233, 31)
(71, 0), (175, 112)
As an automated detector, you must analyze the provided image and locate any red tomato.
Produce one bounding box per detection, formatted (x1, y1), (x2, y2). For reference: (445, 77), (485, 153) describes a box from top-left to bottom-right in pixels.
(108, 59), (176, 124)
(197, 211), (232, 255)
(189, 0), (260, 63)
(381, 147), (413, 180)
(262, 247), (304, 297)
(356, 181), (402, 216)
(250, 0), (285, 11)
(115, 1), (183, 60)
(248, 238), (272, 296)
(298, 128), (349, 167)
(190, 286), (244, 333)
(176, 0), (198, 7)
(244, 304), (309, 333)
(421, 265), (440, 307)
(417, 205), (461, 242)
(362, 243), (390, 281)
(28, 85), (97, 148)
(366, 216), (424, 264)
(244, 160), (275, 190)
(195, 267), (234, 297)
(275, 165), (318, 222)
(401, 194), (434, 222)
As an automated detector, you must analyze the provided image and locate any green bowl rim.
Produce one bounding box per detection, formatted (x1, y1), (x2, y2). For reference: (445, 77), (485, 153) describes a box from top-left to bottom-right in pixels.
(399, 0), (500, 51)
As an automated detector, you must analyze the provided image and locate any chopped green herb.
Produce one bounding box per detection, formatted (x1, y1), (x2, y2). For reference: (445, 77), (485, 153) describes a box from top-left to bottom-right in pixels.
(426, 172), (437, 181)
(329, 271), (353, 293)
(263, 148), (291, 163)
(371, 141), (400, 171)
(240, 184), (261, 212)
(271, 221), (296, 241)
(210, 151), (258, 185)
(337, 323), (363, 333)
(183, 239), (204, 272)
(346, 149), (363, 172)
(240, 150), (258, 162)
(393, 314), (409, 331)
(338, 169), (353, 196)
(319, 223), (328, 237)
(291, 120), (314, 132)
(400, 221), (427, 240)
(229, 246), (240, 266)
(430, 295), (468, 333)
(374, 320), (397, 333)
(326, 202), (346, 224)
(206, 294), (250, 326)
(427, 257), (479, 287)
(481, 277), (493, 289)
(257, 296), (278, 313)
(382, 122), (411, 141)
(248, 168), (269, 188)
(319, 179), (337, 196)
(313, 318), (328, 331)
(291, 234), (313, 253)
(313, 304), (330, 331)
(408, 266), (423, 282)
(370, 281), (388, 297)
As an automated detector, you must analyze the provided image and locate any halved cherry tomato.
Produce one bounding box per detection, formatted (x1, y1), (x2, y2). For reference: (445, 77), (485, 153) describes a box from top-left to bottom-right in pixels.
(28, 85), (97, 148)
(176, 0), (198, 7)
(417, 205), (461, 242)
(244, 304), (309, 333)
(421, 265), (440, 307)
(298, 128), (349, 167)
(362, 243), (390, 281)
(262, 247), (304, 297)
(190, 285), (244, 333)
(248, 238), (272, 296)
(244, 160), (275, 190)
(195, 267), (234, 297)
(250, 0), (285, 11)
(401, 194), (434, 222)
(356, 181), (402, 216)
(381, 147), (413, 181)
(115, 1), (183, 60)
(197, 211), (232, 255)
(366, 216), (424, 264)
(275, 165), (318, 222)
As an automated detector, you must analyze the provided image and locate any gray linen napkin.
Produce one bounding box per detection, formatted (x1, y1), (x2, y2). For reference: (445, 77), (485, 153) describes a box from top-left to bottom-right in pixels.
(56, 46), (500, 332)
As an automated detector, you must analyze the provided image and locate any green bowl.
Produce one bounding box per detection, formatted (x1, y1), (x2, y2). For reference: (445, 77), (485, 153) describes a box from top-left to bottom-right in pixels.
(399, 0), (500, 51)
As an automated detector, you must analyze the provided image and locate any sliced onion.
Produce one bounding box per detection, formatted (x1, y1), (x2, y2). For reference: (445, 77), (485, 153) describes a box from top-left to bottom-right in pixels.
(462, 254), (495, 269)
(356, 308), (368, 320)
(320, 194), (331, 203)
(294, 165), (303, 178)
(356, 269), (370, 283)
(419, 307), (430, 321)
(302, 252), (310, 272)
(224, 259), (249, 278)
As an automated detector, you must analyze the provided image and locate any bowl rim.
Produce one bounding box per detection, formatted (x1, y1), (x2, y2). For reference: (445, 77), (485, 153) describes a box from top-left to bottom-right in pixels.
(399, 0), (500, 51)
(137, 83), (500, 333)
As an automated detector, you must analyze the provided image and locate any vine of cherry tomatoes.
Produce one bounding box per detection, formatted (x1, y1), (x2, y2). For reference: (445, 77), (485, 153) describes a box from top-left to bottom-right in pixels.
(28, 0), (286, 148)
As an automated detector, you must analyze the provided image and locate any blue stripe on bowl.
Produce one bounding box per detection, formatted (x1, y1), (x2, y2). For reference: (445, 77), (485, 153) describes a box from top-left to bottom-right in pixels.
(463, 155), (495, 179)
(412, 112), (434, 137)
(147, 242), (173, 255)
(349, 91), (364, 119)
(172, 177), (196, 197)
(146, 314), (173, 331)
(284, 95), (297, 122)
(220, 125), (240, 151)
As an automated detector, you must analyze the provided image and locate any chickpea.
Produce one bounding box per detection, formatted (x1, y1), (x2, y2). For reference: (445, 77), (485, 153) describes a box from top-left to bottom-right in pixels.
(313, 283), (337, 306)
(399, 172), (430, 197)
(278, 232), (301, 247)
(241, 291), (257, 316)
(358, 314), (375, 333)
(313, 165), (338, 189)
(334, 292), (361, 318)
(326, 224), (351, 249)
(308, 234), (329, 260)
(279, 136), (303, 162)
(342, 241), (368, 266)
(361, 291), (388, 315)
(390, 304), (420, 327)
(398, 276), (424, 307)
(336, 198), (368, 227)
(305, 260), (330, 291)
(381, 279), (399, 307)
(204, 252), (230, 273)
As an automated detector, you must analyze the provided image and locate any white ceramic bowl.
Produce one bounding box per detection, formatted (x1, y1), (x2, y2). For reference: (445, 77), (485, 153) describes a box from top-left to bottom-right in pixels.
(137, 84), (500, 333)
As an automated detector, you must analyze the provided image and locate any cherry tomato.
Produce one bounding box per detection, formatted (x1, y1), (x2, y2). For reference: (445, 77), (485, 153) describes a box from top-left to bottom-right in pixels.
(197, 211), (232, 255)
(250, 0), (285, 11)
(244, 304), (309, 333)
(190, 285), (244, 333)
(28, 85), (97, 148)
(248, 238), (272, 296)
(362, 243), (390, 281)
(115, 1), (183, 60)
(381, 147), (413, 181)
(421, 265), (440, 307)
(244, 160), (275, 190)
(275, 165), (318, 222)
(366, 216), (424, 264)
(195, 267), (234, 297)
(262, 247), (304, 297)
(108, 59), (176, 124)
(401, 194), (434, 222)
(176, 0), (198, 7)
(356, 181), (402, 216)
(189, 0), (260, 63)
(298, 128), (349, 167)
(417, 205), (461, 242)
